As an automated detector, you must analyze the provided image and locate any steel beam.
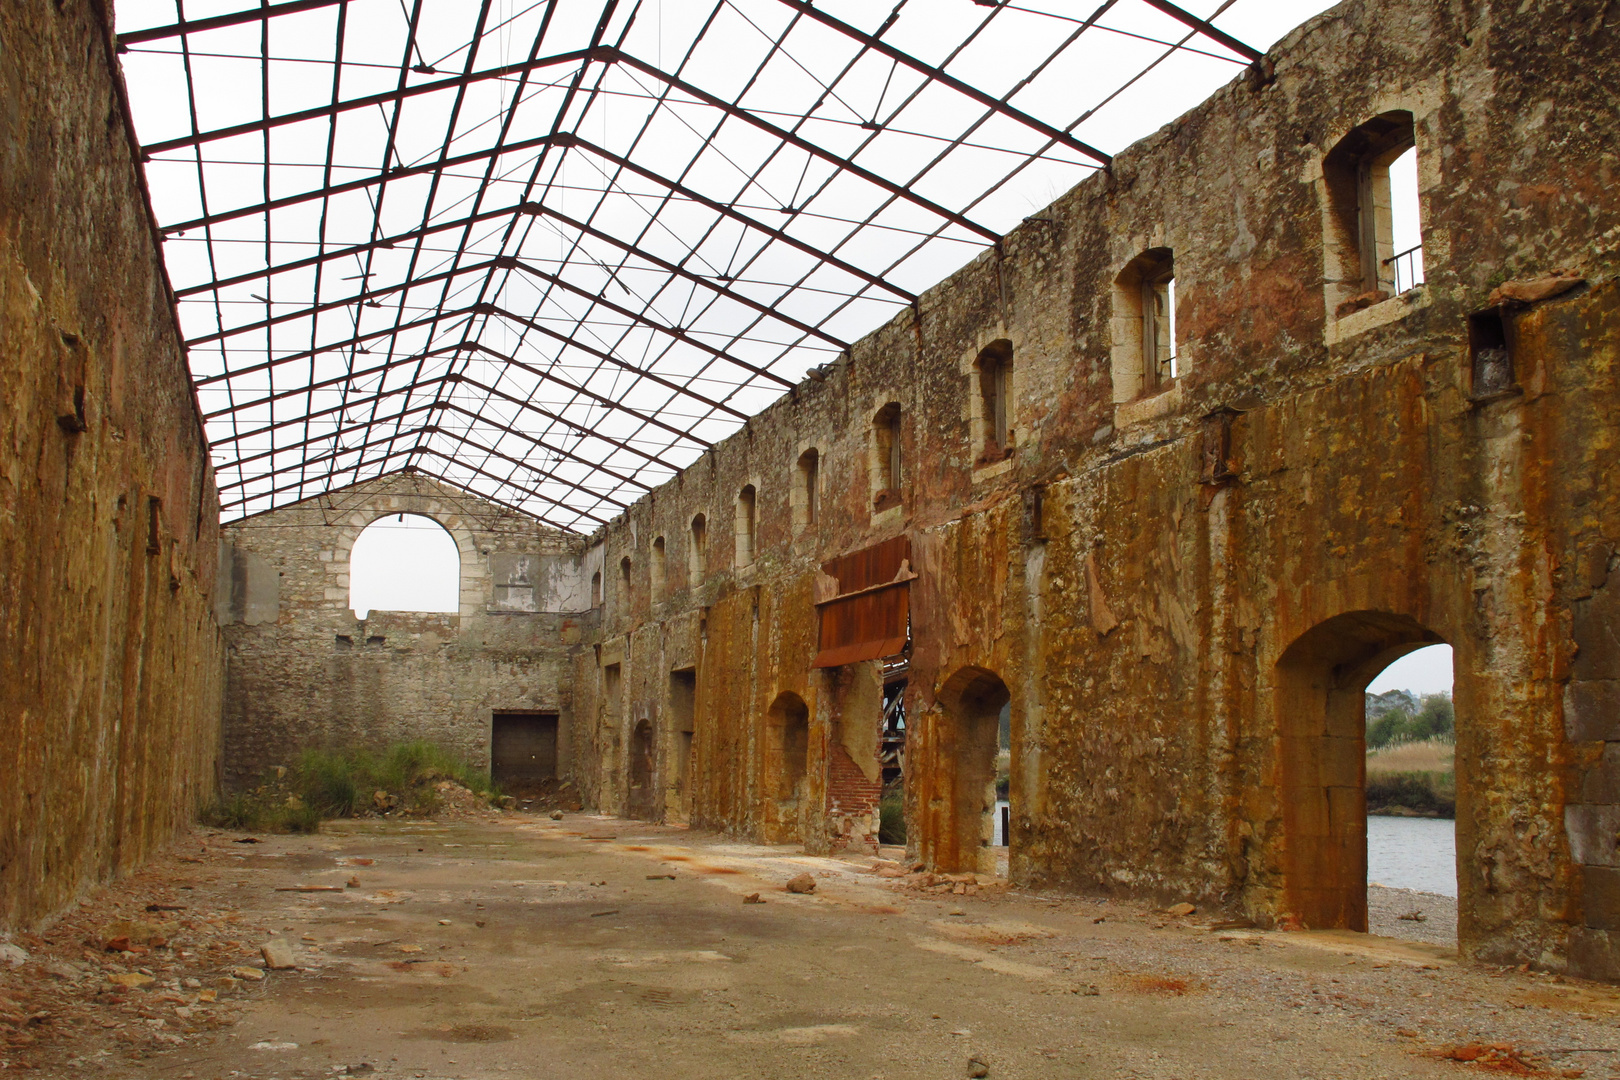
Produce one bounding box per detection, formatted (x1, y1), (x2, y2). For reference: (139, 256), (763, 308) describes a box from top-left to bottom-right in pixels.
(117, 0), (350, 47)
(140, 49), (591, 157)
(773, 1), (1110, 166)
(1137, 0), (1262, 62)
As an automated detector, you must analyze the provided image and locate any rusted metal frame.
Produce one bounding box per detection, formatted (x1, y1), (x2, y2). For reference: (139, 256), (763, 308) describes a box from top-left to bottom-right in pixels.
(139, 48), (592, 157)
(207, 373), (450, 441)
(1137, 0), (1262, 62)
(221, 442), (609, 528)
(525, 204), (845, 349)
(201, 340), (468, 418)
(605, 50), (1000, 243)
(408, 443), (613, 524)
(184, 258), (498, 347)
(450, 371), (687, 473)
(117, 0), (350, 46)
(394, 3), (605, 498)
(219, 421), (628, 517)
(192, 308), (469, 389)
(216, 401), (441, 475)
(772, 1), (1110, 167)
(327, 0), (501, 495)
(479, 302), (747, 423)
(175, 199), (846, 351)
(500, 257), (793, 390)
(157, 131), (915, 306)
(159, 132), (566, 236)
(435, 401), (649, 493)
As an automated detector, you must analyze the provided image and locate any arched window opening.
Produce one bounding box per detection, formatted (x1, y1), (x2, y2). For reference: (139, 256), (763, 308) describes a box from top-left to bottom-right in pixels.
(590, 570), (602, 608)
(1364, 643), (1456, 942)
(1111, 249), (1176, 402)
(795, 448), (819, 532)
(1324, 111), (1422, 313)
(872, 402), (902, 511)
(348, 513), (459, 619)
(736, 485), (757, 568)
(975, 339), (1014, 463)
(689, 513), (707, 588)
(651, 536), (667, 599)
(618, 555), (632, 604)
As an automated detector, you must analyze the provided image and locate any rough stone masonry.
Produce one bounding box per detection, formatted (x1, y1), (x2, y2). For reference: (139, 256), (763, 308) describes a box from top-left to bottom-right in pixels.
(10, 0), (1620, 987)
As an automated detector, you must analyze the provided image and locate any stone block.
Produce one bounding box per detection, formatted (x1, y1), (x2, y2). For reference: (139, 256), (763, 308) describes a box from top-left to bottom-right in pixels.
(1581, 743), (1620, 805)
(1572, 587), (1620, 679)
(1565, 680), (1620, 742)
(1583, 865), (1620, 931)
(1568, 927), (1620, 982)
(1565, 804), (1620, 867)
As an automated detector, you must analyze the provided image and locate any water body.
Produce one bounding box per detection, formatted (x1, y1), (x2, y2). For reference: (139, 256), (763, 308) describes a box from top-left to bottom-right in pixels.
(1368, 814), (1456, 897)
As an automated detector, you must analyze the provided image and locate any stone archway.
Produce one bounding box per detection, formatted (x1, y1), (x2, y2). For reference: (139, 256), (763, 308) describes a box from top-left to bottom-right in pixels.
(768, 691), (811, 842)
(930, 666), (1009, 875)
(1275, 610), (1446, 931)
(325, 479), (483, 619)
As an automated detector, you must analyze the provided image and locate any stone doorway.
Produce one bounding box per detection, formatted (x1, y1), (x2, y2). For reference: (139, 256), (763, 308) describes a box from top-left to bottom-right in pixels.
(491, 712), (559, 791)
(626, 718), (657, 820)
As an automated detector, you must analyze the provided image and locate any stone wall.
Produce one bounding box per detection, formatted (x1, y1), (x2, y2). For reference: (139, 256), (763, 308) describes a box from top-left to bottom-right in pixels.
(0, 0), (224, 926)
(559, 0), (1620, 978)
(218, 473), (589, 783)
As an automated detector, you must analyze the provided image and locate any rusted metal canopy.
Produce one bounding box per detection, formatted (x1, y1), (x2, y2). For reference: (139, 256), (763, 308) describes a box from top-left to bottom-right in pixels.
(115, 0), (1270, 530)
(814, 535), (913, 668)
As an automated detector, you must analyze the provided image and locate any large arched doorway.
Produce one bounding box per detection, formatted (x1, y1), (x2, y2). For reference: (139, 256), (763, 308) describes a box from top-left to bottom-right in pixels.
(348, 513), (460, 619)
(1274, 611), (1446, 931)
(935, 666), (1009, 875)
(626, 718), (657, 821)
(769, 692), (810, 840)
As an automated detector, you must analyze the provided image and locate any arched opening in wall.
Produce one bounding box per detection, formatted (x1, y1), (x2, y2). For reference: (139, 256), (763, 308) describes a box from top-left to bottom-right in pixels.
(1110, 249), (1176, 402)
(670, 668), (697, 822)
(689, 514), (707, 587)
(1324, 111), (1422, 312)
(348, 513), (459, 619)
(937, 666), (1010, 875)
(626, 717), (657, 821)
(651, 537), (667, 600)
(794, 448), (819, 532)
(736, 485), (757, 568)
(619, 555), (632, 605)
(770, 691), (811, 824)
(871, 402), (902, 512)
(1274, 611), (1450, 935)
(590, 570), (602, 608)
(1364, 643), (1456, 942)
(974, 339), (1014, 464)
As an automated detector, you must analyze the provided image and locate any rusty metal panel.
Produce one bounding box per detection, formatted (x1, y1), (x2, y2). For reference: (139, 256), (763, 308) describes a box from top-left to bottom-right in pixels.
(814, 536), (911, 667)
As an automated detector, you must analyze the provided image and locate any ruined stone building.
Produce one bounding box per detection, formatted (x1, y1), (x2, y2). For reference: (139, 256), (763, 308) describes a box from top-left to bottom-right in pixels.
(4, 0), (1619, 982)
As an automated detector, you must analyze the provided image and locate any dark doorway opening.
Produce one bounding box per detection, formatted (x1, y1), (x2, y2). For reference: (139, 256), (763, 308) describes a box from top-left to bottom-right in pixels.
(491, 712), (558, 791)
(627, 718), (657, 820)
(670, 668), (696, 822)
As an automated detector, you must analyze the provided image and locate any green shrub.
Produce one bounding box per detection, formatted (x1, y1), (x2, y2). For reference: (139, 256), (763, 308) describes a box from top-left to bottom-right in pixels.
(878, 792), (906, 845)
(1367, 693), (1454, 750)
(1366, 769), (1455, 817)
(201, 741), (499, 833)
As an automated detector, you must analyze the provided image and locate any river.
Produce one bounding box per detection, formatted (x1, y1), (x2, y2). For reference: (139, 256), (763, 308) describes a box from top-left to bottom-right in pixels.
(1368, 814), (1456, 897)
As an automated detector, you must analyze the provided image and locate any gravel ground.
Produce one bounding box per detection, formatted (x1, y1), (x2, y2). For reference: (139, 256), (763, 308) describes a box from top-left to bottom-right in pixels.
(1369, 885), (1457, 946)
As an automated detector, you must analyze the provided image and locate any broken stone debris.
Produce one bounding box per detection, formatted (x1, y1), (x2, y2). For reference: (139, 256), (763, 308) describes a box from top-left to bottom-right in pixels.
(260, 939), (297, 970)
(1165, 902), (1196, 917)
(743, 893), (764, 904)
(785, 874), (817, 894)
(968, 1056), (991, 1078)
(0, 944), (29, 969)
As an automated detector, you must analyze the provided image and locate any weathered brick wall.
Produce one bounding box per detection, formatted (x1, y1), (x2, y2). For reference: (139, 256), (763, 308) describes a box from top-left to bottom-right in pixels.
(560, 0), (1620, 978)
(218, 473), (588, 783)
(0, 0), (224, 926)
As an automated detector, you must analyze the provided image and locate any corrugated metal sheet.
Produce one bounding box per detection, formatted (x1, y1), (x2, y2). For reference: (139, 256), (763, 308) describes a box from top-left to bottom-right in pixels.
(813, 535), (911, 668)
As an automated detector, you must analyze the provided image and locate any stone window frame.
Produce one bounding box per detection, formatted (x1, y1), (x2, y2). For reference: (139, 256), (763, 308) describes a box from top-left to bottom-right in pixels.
(326, 490), (482, 619)
(1314, 86), (1443, 346)
(1110, 247), (1178, 404)
(793, 446), (820, 535)
(651, 535), (668, 600)
(963, 332), (1021, 480)
(688, 511), (709, 588)
(869, 401), (903, 516)
(735, 483), (758, 569)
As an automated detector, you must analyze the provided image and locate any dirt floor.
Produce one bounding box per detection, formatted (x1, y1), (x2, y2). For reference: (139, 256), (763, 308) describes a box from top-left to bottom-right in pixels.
(3, 815), (1618, 1080)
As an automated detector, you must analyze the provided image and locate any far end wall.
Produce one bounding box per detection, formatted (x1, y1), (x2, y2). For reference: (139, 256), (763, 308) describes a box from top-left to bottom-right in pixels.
(218, 473), (589, 784)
